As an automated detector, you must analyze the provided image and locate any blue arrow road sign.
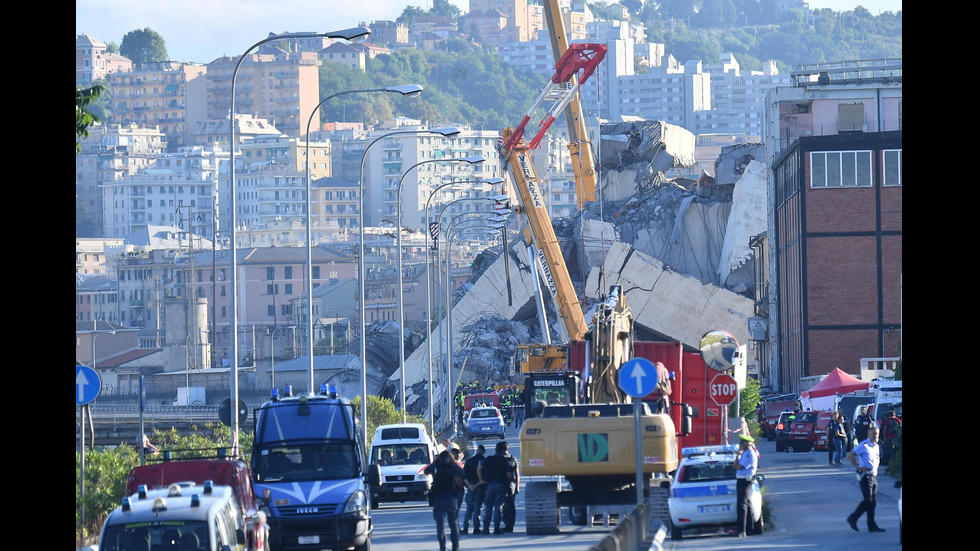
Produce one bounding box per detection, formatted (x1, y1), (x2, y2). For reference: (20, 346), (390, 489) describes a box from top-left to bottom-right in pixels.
(76, 364), (102, 406)
(618, 357), (659, 398)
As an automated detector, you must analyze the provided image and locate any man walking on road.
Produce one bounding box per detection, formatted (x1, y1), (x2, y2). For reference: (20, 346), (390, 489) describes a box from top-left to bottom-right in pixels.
(847, 426), (886, 533)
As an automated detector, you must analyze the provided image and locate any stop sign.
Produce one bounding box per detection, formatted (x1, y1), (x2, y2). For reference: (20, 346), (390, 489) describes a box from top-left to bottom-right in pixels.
(709, 373), (739, 406)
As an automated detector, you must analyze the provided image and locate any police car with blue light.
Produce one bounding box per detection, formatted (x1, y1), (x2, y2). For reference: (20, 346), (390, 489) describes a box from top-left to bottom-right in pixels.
(465, 405), (507, 440)
(661, 443), (765, 539)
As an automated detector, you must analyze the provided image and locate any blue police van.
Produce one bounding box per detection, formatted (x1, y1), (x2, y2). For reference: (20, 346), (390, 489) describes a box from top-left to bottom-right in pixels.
(251, 385), (381, 551)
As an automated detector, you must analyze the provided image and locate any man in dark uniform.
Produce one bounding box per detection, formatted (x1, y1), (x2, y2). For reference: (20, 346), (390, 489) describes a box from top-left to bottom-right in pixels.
(461, 444), (486, 534)
(854, 406), (874, 443)
(478, 440), (519, 535)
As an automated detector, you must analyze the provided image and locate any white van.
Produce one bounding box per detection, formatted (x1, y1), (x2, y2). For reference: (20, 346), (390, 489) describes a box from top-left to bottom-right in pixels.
(369, 423), (439, 504)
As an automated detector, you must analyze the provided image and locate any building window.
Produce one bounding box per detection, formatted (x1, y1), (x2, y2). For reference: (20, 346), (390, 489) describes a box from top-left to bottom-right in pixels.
(268, 305), (275, 316)
(266, 267), (275, 280)
(883, 149), (902, 187)
(267, 284), (278, 295)
(285, 283), (293, 294)
(810, 151), (872, 188)
(284, 266), (292, 279)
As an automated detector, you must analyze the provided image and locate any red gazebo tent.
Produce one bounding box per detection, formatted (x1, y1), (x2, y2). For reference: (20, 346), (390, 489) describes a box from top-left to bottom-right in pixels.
(800, 367), (869, 410)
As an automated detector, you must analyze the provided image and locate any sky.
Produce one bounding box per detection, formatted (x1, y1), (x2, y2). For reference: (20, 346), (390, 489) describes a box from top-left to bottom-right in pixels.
(76, 0), (901, 65)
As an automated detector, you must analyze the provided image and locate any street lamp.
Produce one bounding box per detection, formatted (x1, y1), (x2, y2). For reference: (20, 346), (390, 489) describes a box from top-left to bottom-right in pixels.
(271, 325), (296, 391)
(303, 84), (422, 395)
(422, 177), (504, 430)
(431, 197), (510, 431)
(228, 27), (370, 451)
(395, 155), (485, 423)
(358, 126), (462, 439)
(443, 223), (504, 432)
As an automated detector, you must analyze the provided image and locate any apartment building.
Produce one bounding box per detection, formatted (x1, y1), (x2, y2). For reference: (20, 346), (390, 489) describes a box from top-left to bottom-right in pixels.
(76, 34), (132, 83)
(111, 244), (358, 364)
(206, 51), (321, 140)
(77, 123), (170, 234)
(367, 20), (410, 47)
(110, 61), (208, 150)
(101, 149), (220, 239)
(759, 59), (902, 394)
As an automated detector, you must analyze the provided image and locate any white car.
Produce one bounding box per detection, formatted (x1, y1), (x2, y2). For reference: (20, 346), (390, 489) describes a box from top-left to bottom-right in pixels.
(662, 444), (765, 539)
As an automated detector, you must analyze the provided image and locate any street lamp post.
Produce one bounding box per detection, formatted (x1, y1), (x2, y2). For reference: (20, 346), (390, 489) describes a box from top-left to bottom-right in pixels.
(228, 27), (370, 452)
(443, 223), (504, 432)
(432, 197), (510, 432)
(422, 177), (503, 430)
(303, 84), (422, 395)
(394, 155), (485, 423)
(358, 127), (462, 439)
(271, 325), (296, 391)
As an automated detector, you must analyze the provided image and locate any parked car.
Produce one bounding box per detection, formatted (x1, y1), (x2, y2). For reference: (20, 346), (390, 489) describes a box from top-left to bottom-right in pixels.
(762, 398), (797, 440)
(774, 411), (794, 452)
(785, 411), (821, 452)
(811, 411), (836, 452)
(662, 444), (765, 539)
(465, 406), (506, 440)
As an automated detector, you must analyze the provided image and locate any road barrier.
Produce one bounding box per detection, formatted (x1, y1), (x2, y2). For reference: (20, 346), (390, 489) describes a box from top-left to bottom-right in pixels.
(588, 500), (667, 551)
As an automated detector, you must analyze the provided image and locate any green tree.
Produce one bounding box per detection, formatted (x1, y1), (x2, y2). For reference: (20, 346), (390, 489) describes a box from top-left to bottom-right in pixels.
(730, 376), (763, 420)
(120, 27), (168, 67)
(76, 84), (104, 154)
(431, 0), (461, 18)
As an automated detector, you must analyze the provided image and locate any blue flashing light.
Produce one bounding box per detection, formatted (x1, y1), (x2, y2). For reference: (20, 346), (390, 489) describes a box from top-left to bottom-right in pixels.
(191, 494), (201, 507)
(138, 485), (148, 499)
(121, 496), (132, 511)
(270, 388), (280, 402)
(329, 385), (338, 399)
(319, 383), (328, 395)
(204, 480), (214, 494)
(681, 444), (738, 457)
(284, 385), (293, 397)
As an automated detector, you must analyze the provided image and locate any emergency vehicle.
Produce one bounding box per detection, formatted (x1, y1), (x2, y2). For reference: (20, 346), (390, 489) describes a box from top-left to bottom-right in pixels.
(98, 481), (254, 551)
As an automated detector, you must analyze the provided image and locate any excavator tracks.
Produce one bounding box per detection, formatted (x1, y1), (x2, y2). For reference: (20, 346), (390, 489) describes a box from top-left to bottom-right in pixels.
(524, 480), (561, 534)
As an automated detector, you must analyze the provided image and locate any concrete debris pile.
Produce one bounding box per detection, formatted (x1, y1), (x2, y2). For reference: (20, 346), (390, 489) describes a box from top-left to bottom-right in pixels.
(385, 120), (766, 426)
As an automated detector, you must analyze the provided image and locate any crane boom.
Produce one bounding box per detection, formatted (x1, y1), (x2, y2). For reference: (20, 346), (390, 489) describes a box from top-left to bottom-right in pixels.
(543, 0), (601, 208)
(501, 127), (588, 343)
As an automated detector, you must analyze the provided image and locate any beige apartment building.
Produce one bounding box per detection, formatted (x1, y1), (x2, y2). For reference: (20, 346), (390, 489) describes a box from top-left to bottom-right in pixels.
(206, 51), (322, 141)
(110, 61), (208, 150)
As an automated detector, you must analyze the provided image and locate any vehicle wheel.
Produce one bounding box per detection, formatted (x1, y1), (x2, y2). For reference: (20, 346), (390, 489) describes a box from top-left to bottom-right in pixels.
(354, 537), (371, 551)
(670, 521), (683, 540)
(766, 430), (774, 441)
(569, 506), (588, 526)
(775, 440), (784, 452)
(753, 515), (764, 535)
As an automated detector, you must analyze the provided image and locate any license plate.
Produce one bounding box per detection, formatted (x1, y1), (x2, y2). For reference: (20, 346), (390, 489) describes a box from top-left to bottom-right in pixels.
(298, 536), (320, 545)
(393, 486), (408, 493)
(699, 505), (731, 513)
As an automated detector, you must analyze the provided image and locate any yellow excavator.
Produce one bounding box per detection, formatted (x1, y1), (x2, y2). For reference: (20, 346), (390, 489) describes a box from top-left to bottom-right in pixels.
(502, 0), (690, 534)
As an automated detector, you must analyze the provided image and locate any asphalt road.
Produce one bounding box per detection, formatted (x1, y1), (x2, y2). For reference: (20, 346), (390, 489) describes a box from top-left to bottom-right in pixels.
(661, 435), (902, 550)
(368, 424), (904, 551)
